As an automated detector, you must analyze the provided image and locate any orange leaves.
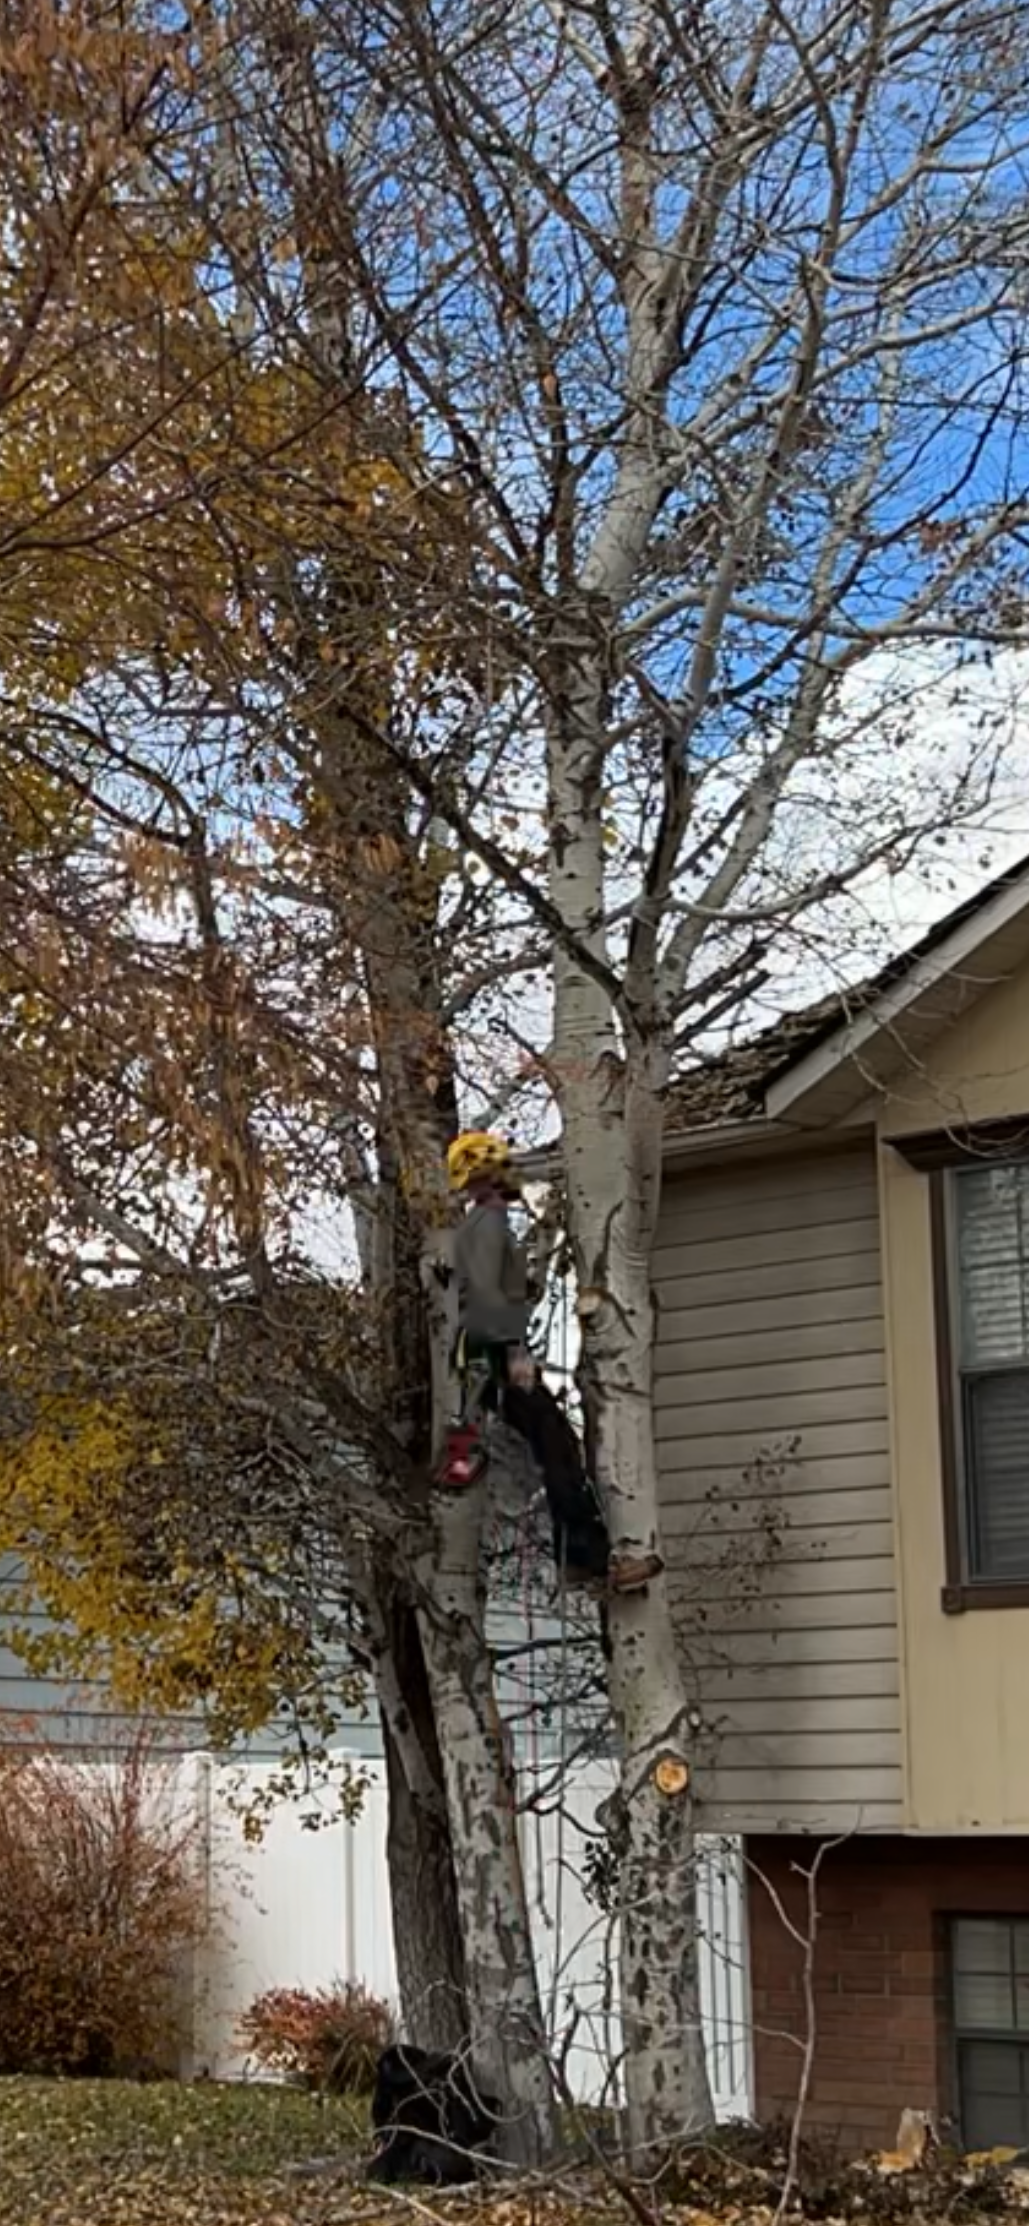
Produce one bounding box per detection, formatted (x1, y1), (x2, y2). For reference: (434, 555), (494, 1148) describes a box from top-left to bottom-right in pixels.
(238, 1981), (395, 2092)
(0, 0), (480, 1785)
(0, 2), (154, 87)
(358, 832), (404, 875)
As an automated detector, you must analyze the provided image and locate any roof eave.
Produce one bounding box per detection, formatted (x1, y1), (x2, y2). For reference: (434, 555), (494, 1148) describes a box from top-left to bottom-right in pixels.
(518, 1113), (826, 1186)
(662, 1114), (784, 1168)
(764, 866), (1029, 1129)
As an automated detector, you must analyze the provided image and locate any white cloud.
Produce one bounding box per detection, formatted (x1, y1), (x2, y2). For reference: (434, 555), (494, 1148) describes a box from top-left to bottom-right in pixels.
(709, 645), (1029, 1028)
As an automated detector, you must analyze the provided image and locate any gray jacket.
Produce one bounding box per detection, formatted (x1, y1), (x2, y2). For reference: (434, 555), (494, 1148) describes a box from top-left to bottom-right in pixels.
(453, 1202), (530, 1345)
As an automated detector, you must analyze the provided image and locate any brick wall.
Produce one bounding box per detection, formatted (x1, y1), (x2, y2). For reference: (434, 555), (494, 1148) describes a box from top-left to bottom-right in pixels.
(746, 1833), (1029, 2153)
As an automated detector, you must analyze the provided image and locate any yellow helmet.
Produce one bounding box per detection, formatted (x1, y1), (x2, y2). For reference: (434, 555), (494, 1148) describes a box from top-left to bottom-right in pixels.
(447, 1130), (517, 1192)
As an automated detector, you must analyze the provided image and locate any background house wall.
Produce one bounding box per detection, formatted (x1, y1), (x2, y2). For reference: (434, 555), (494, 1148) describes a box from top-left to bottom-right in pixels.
(747, 1831), (1029, 2152)
(653, 1141), (903, 1832)
(877, 962), (1029, 1831)
(0, 1552), (382, 1761)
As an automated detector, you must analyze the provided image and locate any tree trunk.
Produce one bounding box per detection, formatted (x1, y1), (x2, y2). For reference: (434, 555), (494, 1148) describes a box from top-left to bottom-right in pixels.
(384, 1727), (466, 2051)
(574, 1105), (713, 2156)
(417, 1483), (556, 2168)
(546, 621), (714, 2156)
(306, 705), (554, 2155)
(378, 1589), (468, 2051)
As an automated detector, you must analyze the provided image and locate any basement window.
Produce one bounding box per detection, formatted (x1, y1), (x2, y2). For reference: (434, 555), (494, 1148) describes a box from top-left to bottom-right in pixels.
(952, 1917), (1029, 2149)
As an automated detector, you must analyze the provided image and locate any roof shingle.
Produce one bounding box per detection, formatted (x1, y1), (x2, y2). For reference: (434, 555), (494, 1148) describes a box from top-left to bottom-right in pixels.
(665, 849), (1029, 1136)
(665, 991), (863, 1132)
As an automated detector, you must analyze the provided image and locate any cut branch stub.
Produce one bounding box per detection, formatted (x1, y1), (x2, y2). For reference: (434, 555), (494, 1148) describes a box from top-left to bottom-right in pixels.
(652, 1752), (690, 1797)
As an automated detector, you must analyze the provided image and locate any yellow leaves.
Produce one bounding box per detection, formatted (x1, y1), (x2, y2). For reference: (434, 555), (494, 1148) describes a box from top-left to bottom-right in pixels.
(0, 1362), (350, 1741)
(0, 756), (82, 858)
(0, 1388), (146, 1684)
(423, 836), (455, 888)
(0, 1387), (136, 1520)
(115, 832), (189, 917)
(868, 2108), (935, 2173)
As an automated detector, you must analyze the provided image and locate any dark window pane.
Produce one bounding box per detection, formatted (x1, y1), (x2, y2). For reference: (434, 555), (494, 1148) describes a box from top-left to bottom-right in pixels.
(962, 2040), (1023, 2096)
(963, 1374), (1029, 1579)
(958, 2040), (1029, 2150)
(955, 1166), (1029, 1367)
(954, 1919), (1015, 1975)
(955, 1969), (1016, 2030)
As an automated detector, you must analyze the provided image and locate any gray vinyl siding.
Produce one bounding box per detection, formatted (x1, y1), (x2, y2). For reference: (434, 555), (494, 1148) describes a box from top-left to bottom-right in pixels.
(0, 1529), (597, 1768)
(0, 1555), (381, 1761)
(654, 1142), (903, 1833)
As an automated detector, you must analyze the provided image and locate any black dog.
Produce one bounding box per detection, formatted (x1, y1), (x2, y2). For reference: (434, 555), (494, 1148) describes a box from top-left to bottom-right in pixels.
(367, 2042), (499, 2185)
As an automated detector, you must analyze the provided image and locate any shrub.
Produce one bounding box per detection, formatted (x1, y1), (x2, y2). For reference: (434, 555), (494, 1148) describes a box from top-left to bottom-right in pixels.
(238, 1980), (395, 2094)
(0, 1722), (212, 2077)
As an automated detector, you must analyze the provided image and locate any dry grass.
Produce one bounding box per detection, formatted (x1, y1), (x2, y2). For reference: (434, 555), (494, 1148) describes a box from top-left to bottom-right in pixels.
(0, 2076), (368, 2223)
(4, 2076), (1029, 2226)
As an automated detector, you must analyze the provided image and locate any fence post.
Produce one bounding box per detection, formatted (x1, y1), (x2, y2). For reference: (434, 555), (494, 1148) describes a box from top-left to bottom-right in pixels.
(179, 1749), (215, 2081)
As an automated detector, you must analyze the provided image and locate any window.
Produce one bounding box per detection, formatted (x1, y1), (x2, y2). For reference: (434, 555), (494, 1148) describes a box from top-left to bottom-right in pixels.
(892, 1118), (1029, 1609)
(950, 1163), (1029, 1583)
(953, 1917), (1029, 2150)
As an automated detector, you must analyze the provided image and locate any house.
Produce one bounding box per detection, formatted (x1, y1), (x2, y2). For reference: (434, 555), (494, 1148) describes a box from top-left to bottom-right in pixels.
(655, 851), (1029, 2152)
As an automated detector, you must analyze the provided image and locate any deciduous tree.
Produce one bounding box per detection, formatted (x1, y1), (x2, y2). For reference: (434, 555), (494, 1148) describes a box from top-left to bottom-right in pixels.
(2, 0), (1029, 2168)
(207, 0), (1029, 2154)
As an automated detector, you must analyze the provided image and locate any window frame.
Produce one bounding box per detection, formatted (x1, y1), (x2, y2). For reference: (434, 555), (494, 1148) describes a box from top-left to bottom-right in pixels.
(892, 1117), (1029, 1614)
(950, 1914), (1029, 2150)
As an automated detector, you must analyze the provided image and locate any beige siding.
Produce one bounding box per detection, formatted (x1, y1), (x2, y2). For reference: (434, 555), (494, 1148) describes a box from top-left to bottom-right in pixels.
(655, 1144), (903, 1833)
(878, 958), (1029, 1830)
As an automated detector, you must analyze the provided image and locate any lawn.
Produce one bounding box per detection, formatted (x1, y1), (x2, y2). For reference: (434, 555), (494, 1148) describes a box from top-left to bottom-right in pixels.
(0, 2081), (622, 2226)
(4, 2076), (1027, 2226)
(0, 2078), (372, 2225)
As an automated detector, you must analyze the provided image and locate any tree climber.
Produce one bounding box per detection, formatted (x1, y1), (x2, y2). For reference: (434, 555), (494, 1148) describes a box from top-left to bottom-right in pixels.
(437, 1131), (663, 1596)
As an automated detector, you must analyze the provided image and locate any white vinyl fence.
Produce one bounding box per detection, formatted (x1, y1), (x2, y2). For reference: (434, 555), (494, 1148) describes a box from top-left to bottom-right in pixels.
(176, 1753), (752, 2118)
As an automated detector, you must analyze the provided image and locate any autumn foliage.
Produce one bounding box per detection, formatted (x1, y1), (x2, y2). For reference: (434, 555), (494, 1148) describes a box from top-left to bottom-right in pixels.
(0, 1726), (212, 2077)
(237, 1980), (395, 2094)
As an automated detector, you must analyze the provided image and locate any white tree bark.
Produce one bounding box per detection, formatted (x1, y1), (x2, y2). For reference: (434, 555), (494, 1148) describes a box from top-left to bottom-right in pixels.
(546, 615), (712, 2152)
(573, 1146), (711, 2150)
